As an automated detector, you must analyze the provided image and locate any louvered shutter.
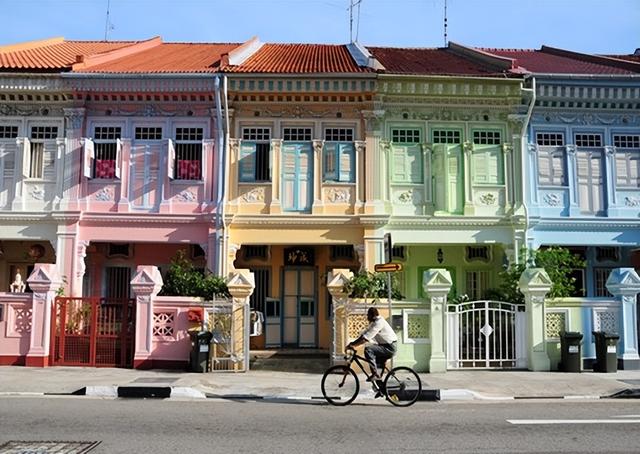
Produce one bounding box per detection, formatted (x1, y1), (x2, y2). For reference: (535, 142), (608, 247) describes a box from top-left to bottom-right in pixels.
(615, 152), (628, 186)
(239, 142), (257, 182)
(323, 142), (337, 181)
(83, 138), (94, 178)
(281, 143), (297, 209)
(338, 143), (354, 182)
(473, 144), (502, 184)
(630, 153), (640, 186)
(114, 139), (122, 179)
(537, 149), (551, 185)
(298, 143), (313, 211)
(167, 139), (175, 180)
(551, 151), (565, 186)
(407, 144), (423, 184)
(20, 137), (31, 178)
(392, 145), (408, 182)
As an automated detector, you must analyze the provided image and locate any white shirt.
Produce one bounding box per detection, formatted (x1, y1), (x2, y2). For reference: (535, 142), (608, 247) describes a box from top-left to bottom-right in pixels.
(361, 315), (398, 345)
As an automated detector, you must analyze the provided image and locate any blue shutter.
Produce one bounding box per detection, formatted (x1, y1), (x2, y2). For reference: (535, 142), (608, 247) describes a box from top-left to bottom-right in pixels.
(323, 142), (337, 181)
(338, 143), (354, 182)
(239, 142), (256, 182)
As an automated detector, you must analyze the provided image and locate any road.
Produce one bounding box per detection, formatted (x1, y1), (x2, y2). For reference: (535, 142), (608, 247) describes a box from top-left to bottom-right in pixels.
(1, 397), (639, 453)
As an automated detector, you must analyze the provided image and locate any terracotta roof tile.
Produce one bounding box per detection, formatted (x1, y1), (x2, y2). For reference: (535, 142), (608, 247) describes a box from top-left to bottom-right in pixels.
(484, 48), (638, 74)
(80, 43), (240, 73)
(224, 43), (368, 73)
(0, 40), (137, 70)
(367, 47), (506, 76)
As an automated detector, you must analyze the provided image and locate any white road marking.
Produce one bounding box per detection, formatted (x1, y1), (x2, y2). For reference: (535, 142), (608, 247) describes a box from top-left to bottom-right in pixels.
(611, 415), (640, 418)
(508, 419), (640, 425)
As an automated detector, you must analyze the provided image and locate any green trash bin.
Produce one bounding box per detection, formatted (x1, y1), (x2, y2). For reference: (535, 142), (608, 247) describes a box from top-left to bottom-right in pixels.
(559, 331), (583, 372)
(189, 331), (213, 373)
(592, 331), (619, 373)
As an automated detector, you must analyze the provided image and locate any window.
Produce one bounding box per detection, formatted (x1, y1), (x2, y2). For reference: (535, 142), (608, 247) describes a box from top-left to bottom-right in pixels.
(0, 125), (18, 139)
(594, 268), (613, 297)
(392, 246), (406, 261)
(575, 133), (603, 147)
(473, 130), (501, 145)
(323, 142), (355, 182)
(330, 245), (354, 261)
(466, 246), (490, 262)
(94, 126), (121, 179)
(325, 128), (354, 142)
(536, 132), (564, 146)
(135, 127), (162, 140)
(243, 245), (268, 260)
(613, 135), (640, 188)
(465, 270), (489, 300)
(595, 247), (619, 263)
(391, 128), (421, 144)
(283, 127), (312, 141)
(175, 127), (203, 180)
(614, 134), (640, 149)
(28, 126), (58, 179)
(240, 127), (272, 182)
(537, 149), (566, 186)
(107, 243), (131, 258)
(105, 266), (131, 299)
(432, 130), (461, 144)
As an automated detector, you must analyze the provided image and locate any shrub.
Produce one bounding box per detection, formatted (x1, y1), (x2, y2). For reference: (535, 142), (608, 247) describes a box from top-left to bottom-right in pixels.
(160, 250), (229, 298)
(343, 270), (403, 301)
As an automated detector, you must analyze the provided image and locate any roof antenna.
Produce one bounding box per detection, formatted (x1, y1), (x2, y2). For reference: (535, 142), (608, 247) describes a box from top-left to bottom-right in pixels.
(443, 0), (448, 47)
(104, 0), (113, 41)
(349, 0), (363, 43)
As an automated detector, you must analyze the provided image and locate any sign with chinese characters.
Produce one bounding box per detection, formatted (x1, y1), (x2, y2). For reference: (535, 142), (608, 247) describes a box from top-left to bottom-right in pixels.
(284, 247), (315, 266)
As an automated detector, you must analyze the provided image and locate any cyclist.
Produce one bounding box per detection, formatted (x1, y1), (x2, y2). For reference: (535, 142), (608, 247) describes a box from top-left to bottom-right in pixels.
(346, 307), (397, 381)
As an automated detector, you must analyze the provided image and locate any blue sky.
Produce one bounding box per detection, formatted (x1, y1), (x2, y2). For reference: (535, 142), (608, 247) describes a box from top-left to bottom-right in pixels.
(0, 0), (637, 54)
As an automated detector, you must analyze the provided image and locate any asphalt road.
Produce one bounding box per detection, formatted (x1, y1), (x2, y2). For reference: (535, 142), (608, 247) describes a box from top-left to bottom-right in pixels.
(1, 397), (639, 453)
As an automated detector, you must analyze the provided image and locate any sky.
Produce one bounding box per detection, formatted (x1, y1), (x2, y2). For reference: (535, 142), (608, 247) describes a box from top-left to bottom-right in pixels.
(0, 0), (638, 54)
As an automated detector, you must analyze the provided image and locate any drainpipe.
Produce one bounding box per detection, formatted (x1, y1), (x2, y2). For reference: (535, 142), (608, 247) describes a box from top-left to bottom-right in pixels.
(213, 74), (226, 276)
(519, 75), (536, 265)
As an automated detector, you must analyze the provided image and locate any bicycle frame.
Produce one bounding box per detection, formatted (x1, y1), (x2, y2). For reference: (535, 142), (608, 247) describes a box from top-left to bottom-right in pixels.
(342, 349), (389, 383)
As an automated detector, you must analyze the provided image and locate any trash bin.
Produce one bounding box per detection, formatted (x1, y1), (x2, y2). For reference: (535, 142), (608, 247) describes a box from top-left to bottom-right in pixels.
(592, 331), (619, 373)
(559, 331), (583, 372)
(189, 331), (213, 373)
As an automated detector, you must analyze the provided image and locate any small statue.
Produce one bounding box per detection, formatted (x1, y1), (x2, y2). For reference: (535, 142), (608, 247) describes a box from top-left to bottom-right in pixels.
(10, 269), (26, 293)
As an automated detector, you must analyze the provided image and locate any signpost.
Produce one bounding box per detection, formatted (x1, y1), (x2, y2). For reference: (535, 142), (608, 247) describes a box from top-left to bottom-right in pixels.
(374, 262), (403, 272)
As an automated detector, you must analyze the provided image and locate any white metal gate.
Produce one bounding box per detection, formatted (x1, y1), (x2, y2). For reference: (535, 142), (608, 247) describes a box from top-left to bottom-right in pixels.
(447, 300), (526, 369)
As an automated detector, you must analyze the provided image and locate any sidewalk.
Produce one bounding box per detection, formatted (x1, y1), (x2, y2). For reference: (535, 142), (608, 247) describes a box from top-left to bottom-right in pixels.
(1, 366), (639, 401)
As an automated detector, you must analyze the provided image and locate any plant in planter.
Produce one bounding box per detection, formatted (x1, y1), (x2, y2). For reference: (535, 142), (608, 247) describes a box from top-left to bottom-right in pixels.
(343, 270), (403, 304)
(160, 250), (229, 298)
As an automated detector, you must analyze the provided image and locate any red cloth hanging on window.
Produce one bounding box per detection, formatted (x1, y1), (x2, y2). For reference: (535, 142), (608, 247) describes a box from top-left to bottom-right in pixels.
(95, 159), (116, 179)
(177, 160), (201, 180)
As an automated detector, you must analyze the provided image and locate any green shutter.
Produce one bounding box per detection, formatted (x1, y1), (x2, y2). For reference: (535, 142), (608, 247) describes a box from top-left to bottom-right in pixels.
(392, 144), (408, 182)
(407, 144), (423, 184)
(239, 142), (257, 182)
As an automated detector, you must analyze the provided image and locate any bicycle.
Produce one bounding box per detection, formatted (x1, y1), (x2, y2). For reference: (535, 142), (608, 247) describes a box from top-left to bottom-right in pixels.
(321, 347), (422, 407)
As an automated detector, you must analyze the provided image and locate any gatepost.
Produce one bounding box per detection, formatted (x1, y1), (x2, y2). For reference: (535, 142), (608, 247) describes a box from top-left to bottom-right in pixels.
(130, 265), (163, 369)
(327, 268), (355, 364)
(518, 268), (552, 371)
(226, 269), (255, 371)
(423, 269), (452, 373)
(606, 268), (640, 370)
(26, 264), (62, 367)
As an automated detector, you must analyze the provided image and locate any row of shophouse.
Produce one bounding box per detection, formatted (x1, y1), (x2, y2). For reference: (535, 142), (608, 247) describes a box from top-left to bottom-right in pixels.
(0, 35), (639, 371)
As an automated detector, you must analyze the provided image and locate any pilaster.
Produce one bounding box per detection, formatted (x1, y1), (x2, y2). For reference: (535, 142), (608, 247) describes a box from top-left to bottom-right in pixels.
(518, 268), (552, 371)
(26, 264), (62, 367)
(270, 139), (282, 214)
(117, 138), (131, 212)
(463, 141), (474, 215)
(606, 268), (640, 369)
(565, 144), (580, 216)
(311, 139), (324, 214)
(423, 269), (453, 373)
(362, 109), (385, 214)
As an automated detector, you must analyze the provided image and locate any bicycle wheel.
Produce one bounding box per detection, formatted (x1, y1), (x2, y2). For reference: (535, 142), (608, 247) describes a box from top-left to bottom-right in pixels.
(383, 366), (422, 407)
(321, 365), (359, 406)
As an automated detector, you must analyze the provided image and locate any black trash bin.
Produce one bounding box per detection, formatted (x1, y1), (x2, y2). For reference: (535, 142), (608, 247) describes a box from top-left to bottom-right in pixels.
(189, 331), (213, 373)
(559, 331), (583, 372)
(592, 331), (619, 373)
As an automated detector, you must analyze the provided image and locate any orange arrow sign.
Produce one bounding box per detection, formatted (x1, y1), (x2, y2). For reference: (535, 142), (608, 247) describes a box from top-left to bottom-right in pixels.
(374, 262), (403, 272)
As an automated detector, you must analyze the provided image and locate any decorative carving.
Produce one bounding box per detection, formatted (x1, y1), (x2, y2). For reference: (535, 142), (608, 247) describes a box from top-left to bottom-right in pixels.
(502, 143), (513, 154)
(534, 112), (639, 127)
(545, 312), (566, 338)
(361, 109), (385, 132)
(565, 144), (576, 155)
(326, 188), (350, 203)
(76, 241), (89, 279)
(348, 314), (369, 339)
(594, 310), (617, 333)
(242, 187), (265, 203)
(63, 108), (85, 130)
(527, 143), (538, 154)
(624, 196), (640, 207)
(407, 314), (429, 339)
(421, 143), (433, 154)
(229, 139), (240, 156)
(478, 193), (497, 205)
(227, 243), (240, 271)
(29, 186), (45, 200)
(544, 193), (563, 206)
(463, 141), (473, 153)
(508, 114), (526, 130)
(354, 140), (365, 154)
(111, 104), (178, 117)
(175, 190), (197, 202)
(379, 139), (391, 154)
(604, 145), (616, 156)
(94, 187), (114, 201)
(10, 306), (32, 334)
(10, 269), (26, 293)
(530, 295), (545, 304)
(313, 140), (324, 155)
(153, 311), (175, 337)
(271, 139), (282, 155)
(398, 190), (414, 204)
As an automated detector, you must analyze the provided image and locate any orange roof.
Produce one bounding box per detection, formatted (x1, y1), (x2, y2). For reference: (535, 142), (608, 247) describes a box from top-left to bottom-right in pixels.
(79, 42), (240, 73)
(0, 37), (137, 70)
(224, 43), (370, 73)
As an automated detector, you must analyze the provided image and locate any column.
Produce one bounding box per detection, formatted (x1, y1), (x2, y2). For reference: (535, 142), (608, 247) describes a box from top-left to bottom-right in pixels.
(606, 268), (640, 369)
(362, 109), (385, 214)
(62, 108), (86, 211)
(130, 266), (163, 369)
(26, 264), (62, 367)
(311, 139), (324, 214)
(226, 269), (255, 372)
(327, 268), (355, 363)
(502, 142), (513, 212)
(117, 138), (131, 212)
(463, 141), (474, 215)
(604, 145), (620, 216)
(518, 268), (552, 371)
(423, 268), (453, 373)
(565, 144), (580, 216)
(270, 139), (282, 214)
(421, 143), (433, 216)
(354, 140), (365, 211)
